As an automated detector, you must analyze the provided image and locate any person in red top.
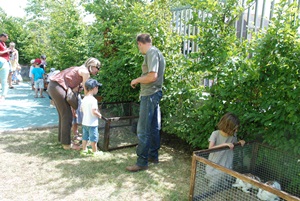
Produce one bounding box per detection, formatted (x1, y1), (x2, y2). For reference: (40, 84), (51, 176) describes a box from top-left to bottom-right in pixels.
(47, 57), (101, 150)
(0, 33), (11, 101)
(0, 33), (10, 61)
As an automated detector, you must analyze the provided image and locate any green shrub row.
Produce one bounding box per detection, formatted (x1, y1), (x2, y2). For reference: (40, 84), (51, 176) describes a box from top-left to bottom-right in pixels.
(1, 0), (299, 154)
(162, 0), (300, 154)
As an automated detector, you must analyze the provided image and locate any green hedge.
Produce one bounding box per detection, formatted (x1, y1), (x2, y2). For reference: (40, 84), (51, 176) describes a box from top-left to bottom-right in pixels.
(162, 0), (300, 154)
(2, 0), (300, 154)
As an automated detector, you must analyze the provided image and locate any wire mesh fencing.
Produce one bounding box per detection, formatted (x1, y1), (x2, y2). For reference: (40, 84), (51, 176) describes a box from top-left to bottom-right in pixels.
(189, 142), (300, 201)
(98, 102), (139, 151)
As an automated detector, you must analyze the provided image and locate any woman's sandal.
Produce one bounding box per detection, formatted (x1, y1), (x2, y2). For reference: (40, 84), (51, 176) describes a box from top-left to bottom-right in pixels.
(71, 144), (81, 150)
(74, 131), (82, 137)
(73, 136), (82, 141)
(73, 140), (81, 146)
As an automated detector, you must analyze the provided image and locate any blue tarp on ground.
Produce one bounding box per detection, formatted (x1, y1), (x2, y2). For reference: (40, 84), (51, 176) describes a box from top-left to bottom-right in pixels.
(0, 82), (59, 131)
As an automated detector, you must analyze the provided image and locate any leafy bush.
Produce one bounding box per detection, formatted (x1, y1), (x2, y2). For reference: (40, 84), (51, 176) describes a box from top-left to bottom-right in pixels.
(162, 0), (254, 148)
(0, 12), (34, 64)
(2, 0), (300, 155)
(163, 0), (300, 154)
(84, 0), (183, 102)
(84, 0), (300, 154)
(248, 1), (300, 153)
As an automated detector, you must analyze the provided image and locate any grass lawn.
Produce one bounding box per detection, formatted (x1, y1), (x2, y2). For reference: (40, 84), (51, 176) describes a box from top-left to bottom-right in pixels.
(0, 128), (192, 201)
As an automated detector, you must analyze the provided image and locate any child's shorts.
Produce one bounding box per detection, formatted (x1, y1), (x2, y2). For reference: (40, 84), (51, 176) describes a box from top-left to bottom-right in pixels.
(34, 79), (44, 89)
(82, 125), (99, 142)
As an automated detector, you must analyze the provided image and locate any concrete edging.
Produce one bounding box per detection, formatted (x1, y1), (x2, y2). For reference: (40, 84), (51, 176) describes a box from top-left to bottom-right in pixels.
(0, 125), (58, 134)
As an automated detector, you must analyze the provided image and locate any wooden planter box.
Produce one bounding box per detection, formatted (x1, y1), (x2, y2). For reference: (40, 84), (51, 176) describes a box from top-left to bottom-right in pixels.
(189, 142), (300, 201)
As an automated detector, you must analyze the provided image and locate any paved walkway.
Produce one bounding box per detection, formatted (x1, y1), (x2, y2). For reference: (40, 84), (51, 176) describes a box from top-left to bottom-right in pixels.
(0, 82), (59, 132)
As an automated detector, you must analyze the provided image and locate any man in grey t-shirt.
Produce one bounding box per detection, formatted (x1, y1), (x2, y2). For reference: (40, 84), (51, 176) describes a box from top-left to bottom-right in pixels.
(126, 33), (165, 172)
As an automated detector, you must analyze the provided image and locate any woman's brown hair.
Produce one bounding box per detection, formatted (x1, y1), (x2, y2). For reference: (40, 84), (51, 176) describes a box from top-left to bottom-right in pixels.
(217, 112), (240, 136)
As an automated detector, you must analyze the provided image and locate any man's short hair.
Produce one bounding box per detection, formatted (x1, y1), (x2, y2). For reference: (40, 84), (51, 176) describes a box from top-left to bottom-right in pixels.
(136, 33), (152, 44)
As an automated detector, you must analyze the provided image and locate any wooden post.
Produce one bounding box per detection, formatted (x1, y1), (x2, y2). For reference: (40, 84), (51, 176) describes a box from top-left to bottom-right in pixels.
(103, 120), (111, 151)
(189, 152), (197, 201)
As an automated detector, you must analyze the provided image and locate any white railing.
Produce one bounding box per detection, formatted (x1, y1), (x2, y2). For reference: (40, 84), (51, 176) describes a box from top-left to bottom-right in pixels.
(172, 0), (300, 56)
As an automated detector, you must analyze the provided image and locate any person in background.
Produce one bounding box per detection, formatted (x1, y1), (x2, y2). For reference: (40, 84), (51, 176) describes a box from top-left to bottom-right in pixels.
(47, 57), (101, 150)
(126, 33), (166, 172)
(40, 55), (48, 91)
(31, 58), (45, 98)
(205, 112), (245, 188)
(8, 42), (19, 87)
(46, 68), (60, 84)
(0, 33), (10, 101)
(72, 84), (83, 142)
(40, 54), (47, 70)
(80, 79), (102, 156)
(29, 59), (35, 90)
(12, 64), (22, 84)
(0, 57), (10, 102)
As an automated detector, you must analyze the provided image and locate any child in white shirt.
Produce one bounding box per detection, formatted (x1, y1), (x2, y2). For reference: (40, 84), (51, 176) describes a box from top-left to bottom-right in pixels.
(80, 79), (102, 155)
(29, 59), (35, 90)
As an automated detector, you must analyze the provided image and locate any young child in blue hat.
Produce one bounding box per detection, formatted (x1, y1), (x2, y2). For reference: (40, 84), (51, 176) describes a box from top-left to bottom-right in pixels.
(80, 78), (102, 156)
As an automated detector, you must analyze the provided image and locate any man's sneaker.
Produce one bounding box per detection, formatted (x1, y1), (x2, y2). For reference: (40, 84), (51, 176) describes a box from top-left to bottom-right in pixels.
(148, 158), (159, 164)
(126, 165), (148, 172)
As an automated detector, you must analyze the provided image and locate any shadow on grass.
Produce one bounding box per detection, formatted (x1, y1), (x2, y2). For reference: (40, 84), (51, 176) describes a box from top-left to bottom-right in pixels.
(0, 129), (191, 200)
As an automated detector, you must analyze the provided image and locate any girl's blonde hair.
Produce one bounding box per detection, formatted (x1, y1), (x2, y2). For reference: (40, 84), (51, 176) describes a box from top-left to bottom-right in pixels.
(9, 42), (15, 47)
(83, 57), (101, 71)
(217, 112), (240, 136)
